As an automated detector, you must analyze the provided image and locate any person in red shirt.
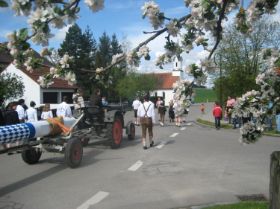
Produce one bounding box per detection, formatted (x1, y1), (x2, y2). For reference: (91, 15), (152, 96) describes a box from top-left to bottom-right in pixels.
(212, 102), (223, 130)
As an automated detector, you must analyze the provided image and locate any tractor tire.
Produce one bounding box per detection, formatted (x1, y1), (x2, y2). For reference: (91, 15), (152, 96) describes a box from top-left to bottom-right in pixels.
(65, 137), (83, 168)
(128, 122), (136, 140)
(107, 118), (123, 149)
(21, 148), (42, 165)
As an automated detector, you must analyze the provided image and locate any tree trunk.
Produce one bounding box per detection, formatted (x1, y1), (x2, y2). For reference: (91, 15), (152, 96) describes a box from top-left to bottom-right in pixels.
(270, 151), (280, 209)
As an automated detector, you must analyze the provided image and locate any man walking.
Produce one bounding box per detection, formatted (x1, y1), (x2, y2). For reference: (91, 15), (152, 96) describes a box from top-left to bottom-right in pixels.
(137, 95), (155, 150)
(132, 97), (141, 125)
(213, 101), (223, 130)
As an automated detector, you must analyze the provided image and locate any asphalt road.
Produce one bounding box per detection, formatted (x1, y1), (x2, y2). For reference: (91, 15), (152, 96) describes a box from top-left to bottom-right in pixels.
(0, 105), (279, 209)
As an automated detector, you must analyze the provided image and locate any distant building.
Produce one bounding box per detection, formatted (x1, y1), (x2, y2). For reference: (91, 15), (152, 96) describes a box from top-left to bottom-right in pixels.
(149, 56), (184, 106)
(0, 45), (76, 108)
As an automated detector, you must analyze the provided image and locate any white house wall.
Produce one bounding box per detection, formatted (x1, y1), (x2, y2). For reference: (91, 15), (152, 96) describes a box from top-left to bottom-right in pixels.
(3, 64), (40, 107)
(151, 89), (174, 106)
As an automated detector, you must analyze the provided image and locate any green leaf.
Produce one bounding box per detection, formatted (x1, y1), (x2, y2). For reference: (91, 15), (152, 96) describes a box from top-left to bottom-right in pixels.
(18, 28), (29, 41)
(0, 0), (8, 7)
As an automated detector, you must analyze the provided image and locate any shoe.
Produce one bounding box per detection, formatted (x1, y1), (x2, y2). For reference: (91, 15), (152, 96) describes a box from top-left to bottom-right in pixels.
(143, 146), (147, 150)
(150, 141), (154, 147)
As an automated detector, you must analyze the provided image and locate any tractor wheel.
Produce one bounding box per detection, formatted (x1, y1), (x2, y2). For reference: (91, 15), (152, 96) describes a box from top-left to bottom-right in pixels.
(65, 137), (83, 168)
(21, 148), (42, 165)
(107, 118), (123, 149)
(81, 137), (89, 147)
(128, 122), (136, 140)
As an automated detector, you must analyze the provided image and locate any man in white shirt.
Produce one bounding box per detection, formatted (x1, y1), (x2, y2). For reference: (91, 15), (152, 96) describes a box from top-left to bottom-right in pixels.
(132, 97), (141, 125)
(16, 99), (26, 123)
(56, 96), (72, 118)
(137, 95), (155, 150)
(26, 101), (38, 122)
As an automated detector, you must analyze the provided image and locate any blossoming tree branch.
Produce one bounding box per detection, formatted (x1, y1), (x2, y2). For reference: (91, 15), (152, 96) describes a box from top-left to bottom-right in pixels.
(1, 0), (280, 142)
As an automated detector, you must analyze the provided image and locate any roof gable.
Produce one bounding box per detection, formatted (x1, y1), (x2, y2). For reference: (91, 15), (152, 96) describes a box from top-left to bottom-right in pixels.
(149, 72), (179, 90)
(0, 43), (76, 89)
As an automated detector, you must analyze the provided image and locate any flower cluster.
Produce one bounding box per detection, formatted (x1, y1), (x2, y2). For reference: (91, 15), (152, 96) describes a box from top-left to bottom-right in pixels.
(84, 0), (104, 12)
(173, 79), (193, 115)
(141, 1), (164, 29)
(166, 20), (180, 37)
(137, 45), (150, 60)
(155, 53), (172, 69)
(126, 51), (140, 67)
(111, 53), (124, 65)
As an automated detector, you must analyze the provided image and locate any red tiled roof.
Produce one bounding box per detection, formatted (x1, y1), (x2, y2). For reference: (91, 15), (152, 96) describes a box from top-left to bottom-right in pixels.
(0, 43), (76, 89)
(149, 72), (179, 89)
(22, 66), (77, 89)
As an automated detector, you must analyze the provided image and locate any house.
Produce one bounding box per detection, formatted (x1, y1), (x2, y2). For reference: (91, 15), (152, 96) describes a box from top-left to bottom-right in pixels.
(0, 46), (76, 109)
(149, 56), (183, 106)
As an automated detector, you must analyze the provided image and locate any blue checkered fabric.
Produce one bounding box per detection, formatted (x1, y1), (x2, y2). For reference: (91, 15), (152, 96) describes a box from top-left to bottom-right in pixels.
(0, 123), (31, 144)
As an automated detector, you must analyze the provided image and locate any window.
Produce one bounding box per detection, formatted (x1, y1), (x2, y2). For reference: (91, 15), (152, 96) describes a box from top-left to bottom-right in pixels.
(43, 92), (58, 103)
(61, 92), (74, 103)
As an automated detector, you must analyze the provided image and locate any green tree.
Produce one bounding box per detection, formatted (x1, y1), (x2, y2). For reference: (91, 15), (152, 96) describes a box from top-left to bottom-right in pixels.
(95, 32), (111, 68)
(58, 24), (97, 96)
(0, 73), (24, 102)
(116, 73), (159, 101)
(212, 20), (280, 104)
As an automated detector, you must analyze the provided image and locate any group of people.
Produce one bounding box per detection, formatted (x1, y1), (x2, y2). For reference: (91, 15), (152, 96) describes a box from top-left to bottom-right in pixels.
(212, 96), (280, 132)
(132, 96), (187, 128)
(132, 95), (190, 150)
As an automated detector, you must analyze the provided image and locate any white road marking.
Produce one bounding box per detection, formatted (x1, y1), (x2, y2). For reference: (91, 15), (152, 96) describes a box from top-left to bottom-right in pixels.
(77, 191), (109, 209)
(180, 127), (186, 131)
(128, 160), (143, 171)
(170, 133), (179, 138)
(156, 142), (165, 149)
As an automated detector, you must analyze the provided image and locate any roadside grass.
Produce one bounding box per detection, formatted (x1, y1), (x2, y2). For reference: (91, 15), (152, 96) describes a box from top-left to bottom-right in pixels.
(194, 88), (217, 103)
(197, 118), (232, 129)
(197, 118), (280, 137)
(203, 201), (268, 209)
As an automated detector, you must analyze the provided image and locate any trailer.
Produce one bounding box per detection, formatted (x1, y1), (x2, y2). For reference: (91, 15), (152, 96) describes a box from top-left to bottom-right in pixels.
(0, 104), (135, 168)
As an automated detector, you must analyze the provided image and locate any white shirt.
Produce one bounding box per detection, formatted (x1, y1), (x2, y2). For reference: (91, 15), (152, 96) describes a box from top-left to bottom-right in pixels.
(41, 111), (53, 120)
(132, 99), (141, 110)
(16, 105), (25, 120)
(137, 101), (155, 123)
(56, 102), (72, 118)
(26, 107), (38, 122)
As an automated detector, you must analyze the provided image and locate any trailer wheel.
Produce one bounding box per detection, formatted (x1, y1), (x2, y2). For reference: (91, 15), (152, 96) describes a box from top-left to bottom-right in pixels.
(65, 137), (83, 168)
(128, 122), (136, 140)
(21, 148), (42, 165)
(107, 118), (123, 149)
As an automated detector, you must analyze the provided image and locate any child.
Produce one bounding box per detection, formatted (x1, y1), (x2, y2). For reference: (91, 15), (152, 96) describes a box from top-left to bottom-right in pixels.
(212, 102), (223, 130)
(200, 103), (205, 114)
(41, 104), (53, 120)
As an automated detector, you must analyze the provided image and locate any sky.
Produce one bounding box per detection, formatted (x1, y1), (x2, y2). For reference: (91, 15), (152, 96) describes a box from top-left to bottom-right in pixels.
(1, 0), (280, 78)
(0, 0), (197, 73)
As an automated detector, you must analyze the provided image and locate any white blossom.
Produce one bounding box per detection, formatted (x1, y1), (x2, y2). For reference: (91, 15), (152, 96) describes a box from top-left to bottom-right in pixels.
(137, 45), (150, 58)
(64, 72), (76, 85)
(141, 1), (164, 29)
(166, 20), (180, 37)
(95, 67), (104, 74)
(111, 53), (124, 65)
(59, 54), (71, 68)
(84, 0), (104, 12)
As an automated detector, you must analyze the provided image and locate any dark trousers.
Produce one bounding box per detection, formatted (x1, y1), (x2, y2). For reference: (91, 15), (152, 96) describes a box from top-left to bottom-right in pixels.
(215, 117), (221, 129)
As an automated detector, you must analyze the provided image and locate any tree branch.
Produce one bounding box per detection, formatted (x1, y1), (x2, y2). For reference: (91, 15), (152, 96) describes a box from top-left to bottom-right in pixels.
(208, 0), (229, 59)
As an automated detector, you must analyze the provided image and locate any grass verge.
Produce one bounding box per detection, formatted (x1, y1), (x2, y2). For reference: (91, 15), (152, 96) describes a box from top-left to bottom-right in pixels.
(196, 118), (280, 137)
(203, 201), (268, 209)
